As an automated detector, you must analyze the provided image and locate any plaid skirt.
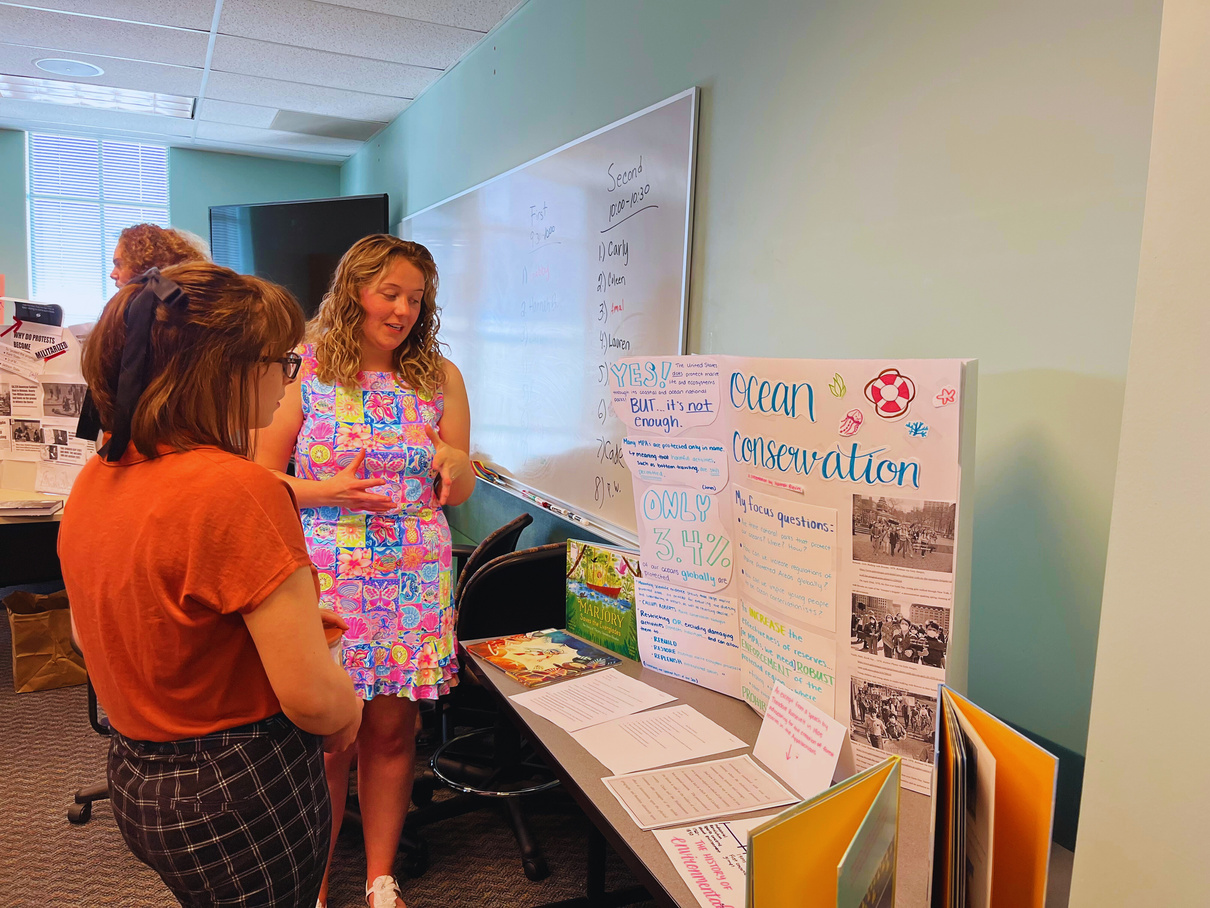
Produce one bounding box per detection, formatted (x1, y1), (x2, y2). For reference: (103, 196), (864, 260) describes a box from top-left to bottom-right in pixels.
(107, 713), (330, 908)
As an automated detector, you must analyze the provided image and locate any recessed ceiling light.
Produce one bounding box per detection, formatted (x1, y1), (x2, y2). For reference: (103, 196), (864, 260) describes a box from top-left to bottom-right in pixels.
(35, 58), (104, 78)
(0, 73), (195, 118)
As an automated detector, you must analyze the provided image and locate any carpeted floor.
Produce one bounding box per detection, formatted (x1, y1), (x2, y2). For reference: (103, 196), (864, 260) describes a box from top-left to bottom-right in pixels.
(0, 604), (656, 907)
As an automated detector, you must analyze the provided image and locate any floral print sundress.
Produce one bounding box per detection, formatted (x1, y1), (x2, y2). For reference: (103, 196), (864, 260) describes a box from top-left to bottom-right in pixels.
(294, 345), (457, 701)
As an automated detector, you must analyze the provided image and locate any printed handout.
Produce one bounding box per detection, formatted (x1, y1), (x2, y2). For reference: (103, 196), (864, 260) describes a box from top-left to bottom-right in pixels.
(508, 669), (674, 732)
(602, 754), (797, 830)
(570, 703), (746, 775)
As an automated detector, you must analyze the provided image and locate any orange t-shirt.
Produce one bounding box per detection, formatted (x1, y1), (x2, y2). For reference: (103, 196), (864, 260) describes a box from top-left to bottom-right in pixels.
(59, 445), (316, 742)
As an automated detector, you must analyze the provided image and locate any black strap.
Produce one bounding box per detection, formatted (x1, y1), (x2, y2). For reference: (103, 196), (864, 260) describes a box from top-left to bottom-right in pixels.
(74, 388), (102, 442)
(99, 268), (188, 462)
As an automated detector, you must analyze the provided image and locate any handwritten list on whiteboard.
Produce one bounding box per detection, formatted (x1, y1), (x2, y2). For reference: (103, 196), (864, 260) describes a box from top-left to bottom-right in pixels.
(401, 89), (698, 541)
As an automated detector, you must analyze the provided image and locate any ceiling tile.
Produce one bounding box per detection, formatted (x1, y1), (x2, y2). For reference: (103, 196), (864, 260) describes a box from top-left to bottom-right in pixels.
(0, 42), (202, 95)
(197, 97), (276, 128)
(319, 0), (521, 33)
(219, 0), (479, 70)
(194, 120), (362, 157)
(188, 137), (346, 165)
(211, 34), (438, 99)
(205, 70), (408, 123)
(0, 1), (218, 31)
(0, 96), (196, 137)
(0, 5), (211, 67)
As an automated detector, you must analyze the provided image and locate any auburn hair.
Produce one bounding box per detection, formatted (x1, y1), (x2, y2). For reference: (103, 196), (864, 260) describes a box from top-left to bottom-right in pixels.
(117, 223), (208, 275)
(82, 262), (305, 459)
(307, 234), (444, 394)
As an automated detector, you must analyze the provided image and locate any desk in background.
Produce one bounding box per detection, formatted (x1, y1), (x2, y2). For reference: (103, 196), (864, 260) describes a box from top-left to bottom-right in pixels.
(0, 487), (65, 586)
(462, 638), (1075, 908)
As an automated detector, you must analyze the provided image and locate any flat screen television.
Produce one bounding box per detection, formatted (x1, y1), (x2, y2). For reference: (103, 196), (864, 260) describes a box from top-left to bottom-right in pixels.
(209, 194), (389, 318)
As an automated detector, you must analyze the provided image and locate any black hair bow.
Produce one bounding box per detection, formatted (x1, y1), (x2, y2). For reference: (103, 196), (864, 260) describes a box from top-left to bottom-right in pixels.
(98, 268), (188, 462)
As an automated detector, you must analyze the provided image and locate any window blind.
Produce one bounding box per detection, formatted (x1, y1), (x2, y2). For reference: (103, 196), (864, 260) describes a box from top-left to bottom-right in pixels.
(27, 133), (169, 325)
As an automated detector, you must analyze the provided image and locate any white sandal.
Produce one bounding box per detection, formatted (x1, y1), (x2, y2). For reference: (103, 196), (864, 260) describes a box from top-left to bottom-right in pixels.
(366, 874), (404, 907)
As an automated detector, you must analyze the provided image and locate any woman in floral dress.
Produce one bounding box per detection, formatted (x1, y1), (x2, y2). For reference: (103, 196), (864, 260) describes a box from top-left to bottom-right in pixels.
(258, 235), (474, 908)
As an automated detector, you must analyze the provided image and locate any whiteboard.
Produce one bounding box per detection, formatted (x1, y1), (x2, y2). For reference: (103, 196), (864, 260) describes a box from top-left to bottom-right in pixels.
(400, 89), (697, 544)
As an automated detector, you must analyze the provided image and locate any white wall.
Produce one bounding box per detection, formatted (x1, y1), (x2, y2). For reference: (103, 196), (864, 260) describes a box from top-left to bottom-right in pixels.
(1069, 0), (1210, 901)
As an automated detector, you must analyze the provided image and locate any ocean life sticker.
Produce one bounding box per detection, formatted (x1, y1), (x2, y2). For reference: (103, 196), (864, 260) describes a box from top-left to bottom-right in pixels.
(933, 387), (957, 408)
(838, 408), (864, 437)
(863, 368), (916, 420)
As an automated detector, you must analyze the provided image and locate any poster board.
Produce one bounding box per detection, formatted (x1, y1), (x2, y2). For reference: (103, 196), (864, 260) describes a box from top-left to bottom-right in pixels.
(0, 302), (93, 494)
(612, 355), (976, 794)
(400, 89), (698, 544)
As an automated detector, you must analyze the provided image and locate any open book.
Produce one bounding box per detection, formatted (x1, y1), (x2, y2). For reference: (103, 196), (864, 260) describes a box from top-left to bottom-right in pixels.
(930, 686), (1058, 908)
(748, 756), (901, 907)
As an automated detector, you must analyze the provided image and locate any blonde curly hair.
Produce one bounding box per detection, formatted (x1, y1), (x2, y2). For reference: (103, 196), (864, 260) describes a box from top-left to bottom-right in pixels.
(307, 234), (444, 394)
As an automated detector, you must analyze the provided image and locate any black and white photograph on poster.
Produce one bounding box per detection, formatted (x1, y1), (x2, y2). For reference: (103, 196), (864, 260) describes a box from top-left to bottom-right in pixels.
(42, 444), (58, 462)
(850, 679), (936, 765)
(42, 382), (87, 419)
(0, 382), (10, 416)
(43, 427), (70, 447)
(852, 495), (956, 573)
(0, 418), (10, 450)
(851, 593), (949, 670)
(11, 418), (40, 443)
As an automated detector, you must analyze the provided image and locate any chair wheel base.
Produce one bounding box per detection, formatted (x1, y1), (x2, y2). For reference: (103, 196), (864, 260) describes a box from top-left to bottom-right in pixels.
(67, 802), (91, 824)
(523, 856), (549, 881)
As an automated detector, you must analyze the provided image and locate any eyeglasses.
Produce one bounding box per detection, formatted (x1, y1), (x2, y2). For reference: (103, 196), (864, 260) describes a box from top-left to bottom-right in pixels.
(261, 352), (302, 381)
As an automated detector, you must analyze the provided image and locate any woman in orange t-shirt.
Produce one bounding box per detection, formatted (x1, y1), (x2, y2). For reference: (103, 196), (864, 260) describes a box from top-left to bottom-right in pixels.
(59, 263), (361, 908)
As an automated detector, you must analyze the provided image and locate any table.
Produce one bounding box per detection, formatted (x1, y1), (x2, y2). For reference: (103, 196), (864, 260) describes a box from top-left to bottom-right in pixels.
(461, 638), (937, 908)
(0, 487), (65, 586)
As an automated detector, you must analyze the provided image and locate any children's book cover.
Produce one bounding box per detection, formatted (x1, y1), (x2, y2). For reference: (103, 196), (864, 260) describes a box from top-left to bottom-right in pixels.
(465, 629), (622, 687)
(565, 539), (641, 659)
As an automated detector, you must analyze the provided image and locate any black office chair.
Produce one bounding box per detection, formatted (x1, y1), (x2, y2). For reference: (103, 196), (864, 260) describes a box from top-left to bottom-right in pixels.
(410, 543), (569, 881)
(67, 673), (111, 823)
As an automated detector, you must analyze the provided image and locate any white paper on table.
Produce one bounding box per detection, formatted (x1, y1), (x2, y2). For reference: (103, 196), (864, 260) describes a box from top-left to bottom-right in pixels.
(603, 754), (798, 830)
(752, 681), (846, 799)
(652, 814), (775, 908)
(35, 460), (82, 495)
(571, 703), (747, 775)
(0, 342), (40, 381)
(508, 669), (675, 732)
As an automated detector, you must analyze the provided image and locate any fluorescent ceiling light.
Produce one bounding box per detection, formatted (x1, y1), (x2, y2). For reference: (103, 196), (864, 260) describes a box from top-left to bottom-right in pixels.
(35, 59), (104, 78)
(0, 73), (194, 118)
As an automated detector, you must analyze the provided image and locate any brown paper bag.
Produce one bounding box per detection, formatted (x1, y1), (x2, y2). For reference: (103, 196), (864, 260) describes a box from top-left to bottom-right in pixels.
(5, 589), (87, 693)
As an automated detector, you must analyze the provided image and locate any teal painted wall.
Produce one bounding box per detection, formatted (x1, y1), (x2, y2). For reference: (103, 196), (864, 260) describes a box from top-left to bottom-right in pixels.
(0, 129), (29, 298)
(168, 147), (340, 242)
(341, 0), (1163, 756)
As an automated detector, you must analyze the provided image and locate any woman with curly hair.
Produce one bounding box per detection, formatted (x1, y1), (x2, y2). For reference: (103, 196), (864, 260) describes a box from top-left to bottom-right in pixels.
(257, 234), (474, 908)
(110, 223), (209, 288)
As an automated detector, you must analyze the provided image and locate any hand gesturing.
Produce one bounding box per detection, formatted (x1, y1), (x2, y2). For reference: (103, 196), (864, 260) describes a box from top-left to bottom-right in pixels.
(424, 424), (469, 507)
